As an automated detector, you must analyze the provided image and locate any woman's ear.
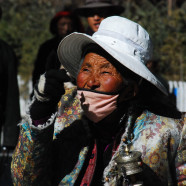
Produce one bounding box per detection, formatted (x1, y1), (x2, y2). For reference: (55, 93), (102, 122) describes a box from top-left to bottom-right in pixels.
(118, 80), (139, 103)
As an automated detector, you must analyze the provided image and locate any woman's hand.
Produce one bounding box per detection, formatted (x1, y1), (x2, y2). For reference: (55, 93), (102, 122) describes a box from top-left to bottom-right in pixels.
(34, 69), (71, 103)
(30, 69), (71, 120)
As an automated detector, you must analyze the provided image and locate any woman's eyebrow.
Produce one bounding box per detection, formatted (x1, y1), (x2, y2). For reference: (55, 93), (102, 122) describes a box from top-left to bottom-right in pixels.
(100, 63), (111, 68)
(82, 62), (91, 67)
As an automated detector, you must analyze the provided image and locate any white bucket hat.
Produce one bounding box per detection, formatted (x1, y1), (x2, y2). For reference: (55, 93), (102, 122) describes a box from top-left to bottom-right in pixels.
(57, 16), (167, 95)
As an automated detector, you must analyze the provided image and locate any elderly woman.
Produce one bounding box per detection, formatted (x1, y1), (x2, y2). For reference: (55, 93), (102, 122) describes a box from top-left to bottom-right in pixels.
(11, 16), (185, 186)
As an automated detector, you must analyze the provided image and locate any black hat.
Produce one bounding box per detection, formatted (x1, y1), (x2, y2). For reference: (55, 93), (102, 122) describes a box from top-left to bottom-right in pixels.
(76, 0), (124, 17)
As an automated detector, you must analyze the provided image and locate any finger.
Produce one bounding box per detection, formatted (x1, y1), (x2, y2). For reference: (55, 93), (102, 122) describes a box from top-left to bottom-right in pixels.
(44, 83), (65, 98)
(45, 78), (65, 92)
(45, 69), (71, 82)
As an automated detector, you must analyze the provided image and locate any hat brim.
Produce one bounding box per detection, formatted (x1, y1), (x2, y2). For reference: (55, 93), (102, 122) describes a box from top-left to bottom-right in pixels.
(57, 32), (168, 95)
(76, 4), (124, 16)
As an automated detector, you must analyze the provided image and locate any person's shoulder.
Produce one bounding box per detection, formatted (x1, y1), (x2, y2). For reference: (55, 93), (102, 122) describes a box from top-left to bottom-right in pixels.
(0, 38), (7, 45)
(0, 38), (12, 49)
(135, 110), (183, 144)
(40, 37), (59, 47)
(0, 39), (16, 59)
(143, 110), (184, 131)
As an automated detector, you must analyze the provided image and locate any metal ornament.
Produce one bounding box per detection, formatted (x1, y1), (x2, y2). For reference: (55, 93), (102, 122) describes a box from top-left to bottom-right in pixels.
(105, 144), (144, 186)
(104, 114), (144, 185)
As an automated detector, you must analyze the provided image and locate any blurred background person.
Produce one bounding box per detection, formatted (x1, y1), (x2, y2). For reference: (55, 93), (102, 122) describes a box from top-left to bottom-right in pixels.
(76, 0), (124, 35)
(0, 6), (20, 185)
(31, 8), (84, 91)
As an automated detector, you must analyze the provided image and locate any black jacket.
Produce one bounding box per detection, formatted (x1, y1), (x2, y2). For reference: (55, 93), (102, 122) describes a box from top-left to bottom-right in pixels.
(0, 39), (20, 147)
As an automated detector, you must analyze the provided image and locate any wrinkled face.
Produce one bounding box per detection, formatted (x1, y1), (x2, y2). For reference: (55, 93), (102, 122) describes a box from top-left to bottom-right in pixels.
(77, 52), (123, 93)
(57, 17), (73, 36)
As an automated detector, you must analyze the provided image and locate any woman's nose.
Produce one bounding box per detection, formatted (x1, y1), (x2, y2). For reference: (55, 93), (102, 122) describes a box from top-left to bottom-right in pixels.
(93, 14), (101, 20)
(87, 76), (100, 90)
(64, 23), (71, 32)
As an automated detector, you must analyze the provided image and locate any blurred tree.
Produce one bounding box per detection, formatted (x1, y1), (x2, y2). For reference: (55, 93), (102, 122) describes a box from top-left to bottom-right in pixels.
(160, 6), (186, 80)
(0, 0), (55, 78)
(0, 0), (55, 99)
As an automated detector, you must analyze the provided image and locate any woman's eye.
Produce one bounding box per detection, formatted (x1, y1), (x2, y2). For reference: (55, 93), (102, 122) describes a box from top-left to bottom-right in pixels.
(102, 71), (111, 74)
(82, 68), (89, 72)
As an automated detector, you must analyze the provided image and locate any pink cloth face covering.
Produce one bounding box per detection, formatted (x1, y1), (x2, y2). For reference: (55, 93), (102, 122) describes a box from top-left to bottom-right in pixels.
(77, 90), (119, 123)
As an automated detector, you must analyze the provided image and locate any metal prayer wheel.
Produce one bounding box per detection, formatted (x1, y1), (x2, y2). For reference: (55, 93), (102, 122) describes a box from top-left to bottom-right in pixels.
(112, 147), (144, 186)
(114, 150), (143, 176)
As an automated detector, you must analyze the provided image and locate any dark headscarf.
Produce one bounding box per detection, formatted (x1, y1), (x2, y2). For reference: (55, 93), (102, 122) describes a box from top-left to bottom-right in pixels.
(49, 11), (84, 36)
